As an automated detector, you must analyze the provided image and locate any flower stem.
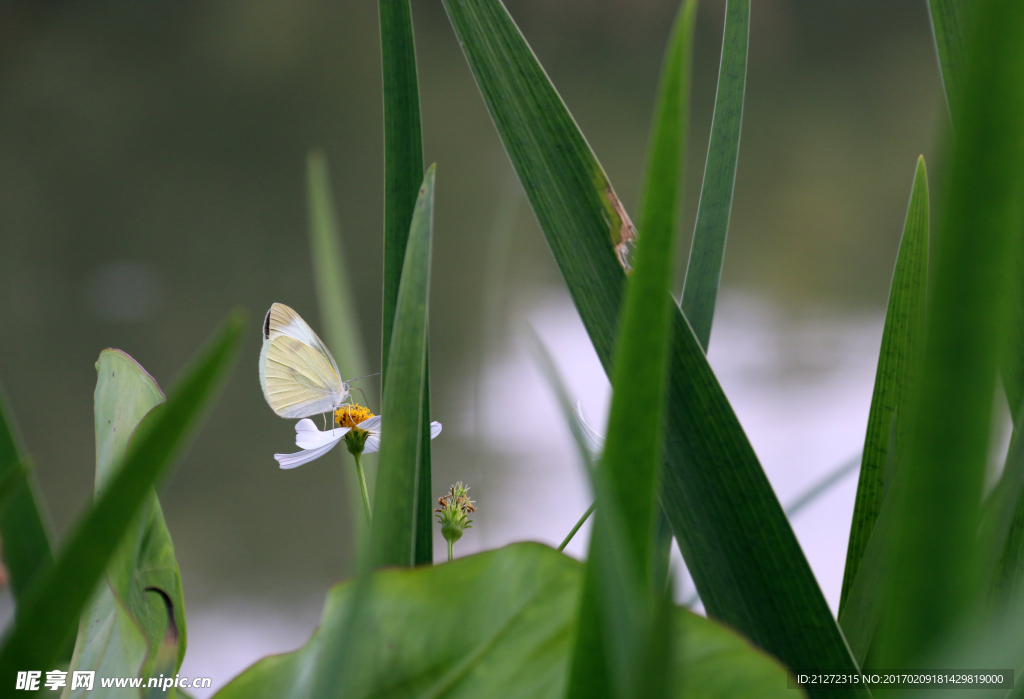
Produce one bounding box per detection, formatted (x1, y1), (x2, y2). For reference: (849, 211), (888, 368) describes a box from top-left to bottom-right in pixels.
(447, 539), (454, 563)
(557, 502), (595, 552)
(353, 451), (372, 525)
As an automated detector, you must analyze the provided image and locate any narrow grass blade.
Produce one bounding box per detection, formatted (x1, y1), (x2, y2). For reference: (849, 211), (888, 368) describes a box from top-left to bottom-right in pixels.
(370, 166), (434, 569)
(0, 313), (243, 679)
(679, 0), (749, 349)
(380, 0), (425, 385)
(879, 0), (1024, 667)
(566, 83), (680, 695)
(927, 0), (973, 121)
(66, 350), (188, 691)
(0, 389), (54, 605)
(839, 157), (929, 615)
(378, 0), (432, 565)
(307, 150), (368, 382)
(637, 0), (697, 588)
(441, 0), (863, 689)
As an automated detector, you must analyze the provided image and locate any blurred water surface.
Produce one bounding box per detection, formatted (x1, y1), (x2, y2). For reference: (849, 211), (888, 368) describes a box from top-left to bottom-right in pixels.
(0, 0), (946, 692)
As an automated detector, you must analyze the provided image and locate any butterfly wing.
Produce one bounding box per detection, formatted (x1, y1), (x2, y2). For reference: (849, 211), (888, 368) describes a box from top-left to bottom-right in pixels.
(259, 303), (349, 418)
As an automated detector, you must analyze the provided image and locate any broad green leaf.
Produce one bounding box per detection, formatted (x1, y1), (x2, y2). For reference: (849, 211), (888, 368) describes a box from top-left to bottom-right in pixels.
(679, 0), (749, 349)
(839, 157), (929, 614)
(878, 0), (1024, 667)
(307, 150), (368, 382)
(567, 20), (683, 689)
(927, 0), (973, 121)
(62, 350), (187, 698)
(212, 543), (800, 699)
(441, 0), (862, 689)
(370, 166), (435, 569)
(378, 0), (432, 566)
(0, 388), (55, 605)
(0, 313), (243, 680)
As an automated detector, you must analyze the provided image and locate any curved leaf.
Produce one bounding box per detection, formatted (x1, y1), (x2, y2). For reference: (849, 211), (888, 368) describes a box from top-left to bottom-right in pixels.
(0, 313), (243, 681)
(63, 350), (187, 697)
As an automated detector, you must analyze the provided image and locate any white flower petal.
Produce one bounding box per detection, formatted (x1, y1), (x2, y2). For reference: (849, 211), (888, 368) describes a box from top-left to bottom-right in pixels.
(573, 400), (604, 458)
(275, 440), (340, 470)
(294, 419), (349, 450)
(363, 434), (381, 454)
(357, 415), (382, 433)
(430, 421), (442, 440)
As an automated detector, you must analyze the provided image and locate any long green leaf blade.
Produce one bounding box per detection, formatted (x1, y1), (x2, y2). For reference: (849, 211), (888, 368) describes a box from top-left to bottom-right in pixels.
(879, 0), (1024, 666)
(0, 390), (54, 605)
(839, 156), (929, 615)
(380, 0), (425, 385)
(370, 166), (434, 569)
(0, 313), (243, 679)
(679, 0), (749, 349)
(567, 65), (681, 695)
(927, 0), (972, 120)
(378, 0), (432, 566)
(441, 0), (863, 691)
(307, 150), (368, 382)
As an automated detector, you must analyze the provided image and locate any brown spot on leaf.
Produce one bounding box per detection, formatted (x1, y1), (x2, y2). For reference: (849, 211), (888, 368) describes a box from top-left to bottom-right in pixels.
(606, 184), (637, 272)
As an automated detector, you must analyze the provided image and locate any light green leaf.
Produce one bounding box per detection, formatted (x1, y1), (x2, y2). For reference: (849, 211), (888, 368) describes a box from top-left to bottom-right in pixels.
(441, 0), (862, 689)
(212, 543), (800, 699)
(839, 157), (929, 616)
(307, 150), (368, 383)
(679, 0), (749, 349)
(370, 165), (435, 569)
(878, 0), (1024, 667)
(0, 388), (55, 606)
(0, 313), (243, 679)
(636, 0), (697, 587)
(567, 12), (684, 687)
(62, 350), (187, 698)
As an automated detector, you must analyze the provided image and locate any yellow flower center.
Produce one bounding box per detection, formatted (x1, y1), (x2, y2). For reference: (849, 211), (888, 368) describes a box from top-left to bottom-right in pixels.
(335, 403), (375, 429)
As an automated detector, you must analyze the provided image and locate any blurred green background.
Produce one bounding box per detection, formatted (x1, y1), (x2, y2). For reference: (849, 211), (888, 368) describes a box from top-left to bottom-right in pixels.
(0, 0), (945, 687)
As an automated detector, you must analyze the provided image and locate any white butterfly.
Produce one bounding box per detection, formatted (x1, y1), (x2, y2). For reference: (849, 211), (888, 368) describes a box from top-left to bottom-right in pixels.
(258, 303), (350, 418)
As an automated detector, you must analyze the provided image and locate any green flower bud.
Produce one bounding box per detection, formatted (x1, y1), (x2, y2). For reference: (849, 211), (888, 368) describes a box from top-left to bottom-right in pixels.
(435, 482), (475, 561)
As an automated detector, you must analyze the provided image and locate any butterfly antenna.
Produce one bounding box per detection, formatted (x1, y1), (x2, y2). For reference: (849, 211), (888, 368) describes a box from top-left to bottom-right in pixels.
(347, 372), (381, 384)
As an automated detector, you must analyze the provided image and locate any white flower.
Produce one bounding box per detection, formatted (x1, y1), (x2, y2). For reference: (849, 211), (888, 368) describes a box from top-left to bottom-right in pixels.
(275, 412), (443, 469)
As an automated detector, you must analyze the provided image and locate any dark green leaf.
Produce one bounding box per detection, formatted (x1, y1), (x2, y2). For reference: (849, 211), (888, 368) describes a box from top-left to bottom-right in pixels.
(379, 0), (424, 387)
(211, 543), (800, 699)
(370, 166), (434, 569)
(839, 157), (929, 615)
(679, 0), (749, 350)
(927, 0), (973, 120)
(0, 388), (55, 605)
(307, 149), (369, 382)
(878, 0), (1024, 666)
(0, 312), (243, 680)
(378, 0), (432, 566)
(64, 350), (188, 697)
(441, 0), (863, 690)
